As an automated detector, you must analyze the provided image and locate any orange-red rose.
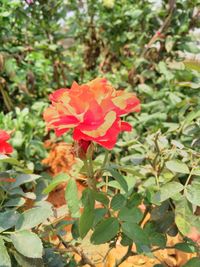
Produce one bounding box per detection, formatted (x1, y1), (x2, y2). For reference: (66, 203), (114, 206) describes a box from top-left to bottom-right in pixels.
(0, 130), (13, 154)
(43, 78), (140, 149)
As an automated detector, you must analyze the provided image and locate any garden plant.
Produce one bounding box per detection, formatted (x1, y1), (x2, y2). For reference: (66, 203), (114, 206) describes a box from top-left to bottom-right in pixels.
(0, 0), (200, 266)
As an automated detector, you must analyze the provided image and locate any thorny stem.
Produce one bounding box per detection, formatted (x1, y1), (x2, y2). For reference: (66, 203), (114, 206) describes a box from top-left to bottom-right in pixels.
(102, 150), (110, 169)
(155, 172), (160, 189)
(48, 220), (96, 267)
(139, 205), (150, 226)
(113, 206), (147, 267)
(58, 234), (96, 267)
(83, 159), (96, 190)
(88, 156), (94, 177)
(184, 166), (195, 193)
(93, 150), (110, 184)
(141, 0), (176, 57)
(83, 159), (91, 178)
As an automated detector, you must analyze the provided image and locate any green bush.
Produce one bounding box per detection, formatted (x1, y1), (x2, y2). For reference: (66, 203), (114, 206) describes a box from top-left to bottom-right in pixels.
(0, 0), (200, 266)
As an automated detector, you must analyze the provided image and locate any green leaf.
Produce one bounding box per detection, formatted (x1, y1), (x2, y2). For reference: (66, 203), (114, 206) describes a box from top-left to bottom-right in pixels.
(167, 224), (178, 237)
(79, 189), (95, 238)
(175, 198), (193, 235)
(165, 36), (174, 52)
(152, 210), (175, 234)
(185, 181), (200, 206)
(10, 230), (43, 258)
(150, 232), (166, 248)
(9, 174), (41, 189)
(121, 222), (149, 245)
(107, 181), (124, 190)
(43, 173), (69, 194)
(105, 167), (128, 192)
(16, 201), (53, 230)
(4, 197), (25, 207)
(1, 11), (11, 17)
(110, 164), (143, 178)
(182, 257), (200, 267)
(0, 237), (11, 267)
(0, 211), (19, 232)
(126, 9), (142, 19)
(79, 207), (94, 238)
(174, 243), (197, 253)
(12, 131), (24, 148)
(91, 218), (119, 244)
(13, 251), (44, 267)
(192, 168), (200, 176)
(43, 248), (64, 267)
(0, 155), (23, 167)
(184, 59), (200, 73)
(81, 188), (95, 210)
(93, 208), (107, 227)
(118, 207), (143, 223)
(111, 194), (126, 211)
(71, 221), (80, 240)
(69, 159), (83, 177)
(65, 178), (80, 218)
(183, 110), (200, 124)
(158, 61), (174, 80)
(175, 215), (191, 236)
(92, 191), (109, 206)
(9, 188), (36, 200)
(137, 84), (153, 96)
(127, 193), (142, 208)
(144, 223), (166, 248)
(151, 202), (169, 220)
(165, 160), (189, 174)
(178, 81), (200, 89)
(153, 182), (184, 202)
(120, 233), (133, 246)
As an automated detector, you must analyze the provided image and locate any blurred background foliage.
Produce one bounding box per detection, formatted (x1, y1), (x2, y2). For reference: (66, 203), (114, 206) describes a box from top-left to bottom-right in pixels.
(1, 1), (200, 266)
(0, 0), (200, 168)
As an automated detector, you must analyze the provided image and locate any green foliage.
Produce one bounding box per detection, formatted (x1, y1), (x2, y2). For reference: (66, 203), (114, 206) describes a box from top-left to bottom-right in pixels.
(0, 103), (47, 170)
(121, 222), (149, 246)
(10, 230), (43, 258)
(91, 217), (120, 245)
(43, 172), (70, 194)
(182, 257), (200, 267)
(16, 201), (53, 230)
(104, 167), (128, 192)
(110, 193), (126, 211)
(1, 0), (200, 266)
(0, 158), (53, 266)
(174, 242), (197, 253)
(0, 237), (11, 267)
(65, 178), (80, 218)
(79, 188), (95, 238)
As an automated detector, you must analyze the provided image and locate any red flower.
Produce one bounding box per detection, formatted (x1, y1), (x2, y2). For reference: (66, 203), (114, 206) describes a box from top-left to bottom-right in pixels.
(0, 130), (13, 154)
(43, 78), (140, 150)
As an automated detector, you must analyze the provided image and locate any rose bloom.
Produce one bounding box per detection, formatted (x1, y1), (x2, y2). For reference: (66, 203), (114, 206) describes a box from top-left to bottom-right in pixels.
(0, 130), (13, 154)
(43, 78), (140, 150)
